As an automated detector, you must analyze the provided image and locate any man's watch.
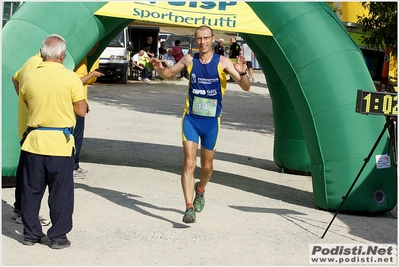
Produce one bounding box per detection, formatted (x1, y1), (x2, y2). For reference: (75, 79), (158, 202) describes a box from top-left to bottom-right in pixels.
(239, 70), (247, 76)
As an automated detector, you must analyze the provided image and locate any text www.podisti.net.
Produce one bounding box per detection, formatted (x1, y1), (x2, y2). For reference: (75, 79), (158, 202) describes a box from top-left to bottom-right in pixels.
(309, 244), (397, 265)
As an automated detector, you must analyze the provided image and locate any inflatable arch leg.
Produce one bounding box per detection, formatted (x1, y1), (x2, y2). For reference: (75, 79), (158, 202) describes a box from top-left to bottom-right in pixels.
(2, 2), (132, 176)
(241, 34), (311, 174)
(244, 2), (396, 213)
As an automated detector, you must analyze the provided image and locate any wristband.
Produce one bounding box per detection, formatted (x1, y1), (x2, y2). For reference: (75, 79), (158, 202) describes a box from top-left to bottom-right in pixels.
(239, 70), (247, 76)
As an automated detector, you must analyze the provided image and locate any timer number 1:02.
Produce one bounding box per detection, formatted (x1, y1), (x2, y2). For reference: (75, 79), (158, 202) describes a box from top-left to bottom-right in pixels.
(363, 92), (398, 115)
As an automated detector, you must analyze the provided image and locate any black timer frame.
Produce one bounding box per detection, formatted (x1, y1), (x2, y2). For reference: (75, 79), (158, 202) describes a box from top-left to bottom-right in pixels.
(322, 90), (397, 238)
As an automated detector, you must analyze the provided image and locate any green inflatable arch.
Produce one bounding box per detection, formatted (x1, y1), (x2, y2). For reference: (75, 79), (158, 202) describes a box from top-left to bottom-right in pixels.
(2, 2), (396, 213)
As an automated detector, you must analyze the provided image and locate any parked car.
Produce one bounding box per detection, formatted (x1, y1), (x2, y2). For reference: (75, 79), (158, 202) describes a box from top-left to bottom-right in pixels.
(165, 34), (198, 55)
(159, 32), (173, 42)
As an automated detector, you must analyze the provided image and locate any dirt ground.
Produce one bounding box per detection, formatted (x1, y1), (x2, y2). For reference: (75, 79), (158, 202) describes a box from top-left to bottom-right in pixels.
(1, 70), (397, 266)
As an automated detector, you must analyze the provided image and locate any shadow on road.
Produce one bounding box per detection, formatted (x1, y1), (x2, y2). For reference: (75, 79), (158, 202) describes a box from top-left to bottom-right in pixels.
(81, 137), (315, 209)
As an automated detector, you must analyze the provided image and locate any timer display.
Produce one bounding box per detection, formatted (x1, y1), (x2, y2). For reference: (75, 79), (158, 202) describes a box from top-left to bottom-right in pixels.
(356, 90), (398, 117)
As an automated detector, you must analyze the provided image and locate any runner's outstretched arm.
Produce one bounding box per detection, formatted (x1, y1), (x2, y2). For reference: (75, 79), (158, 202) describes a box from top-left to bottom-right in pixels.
(150, 54), (190, 80)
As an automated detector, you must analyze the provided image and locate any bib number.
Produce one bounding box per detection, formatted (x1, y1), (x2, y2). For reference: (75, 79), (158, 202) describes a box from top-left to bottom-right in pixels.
(192, 96), (217, 117)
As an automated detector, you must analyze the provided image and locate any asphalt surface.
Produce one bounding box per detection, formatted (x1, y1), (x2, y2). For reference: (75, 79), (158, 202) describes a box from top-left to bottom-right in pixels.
(2, 70), (397, 266)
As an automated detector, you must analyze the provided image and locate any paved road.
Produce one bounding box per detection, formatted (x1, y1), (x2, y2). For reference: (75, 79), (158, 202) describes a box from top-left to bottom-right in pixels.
(2, 71), (397, 266)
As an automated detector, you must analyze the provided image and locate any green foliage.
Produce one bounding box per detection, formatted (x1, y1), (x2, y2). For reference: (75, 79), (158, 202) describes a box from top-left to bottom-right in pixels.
(357, 2), (397, 57)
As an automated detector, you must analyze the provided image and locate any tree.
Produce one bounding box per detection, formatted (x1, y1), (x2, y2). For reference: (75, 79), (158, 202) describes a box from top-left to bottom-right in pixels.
(357, 2), (397, 57)
(326, 2), (342, 16)
(357, 2), (397, 90)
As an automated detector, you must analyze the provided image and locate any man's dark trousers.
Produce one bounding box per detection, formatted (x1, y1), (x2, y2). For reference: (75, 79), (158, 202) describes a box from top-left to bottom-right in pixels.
(21, 152), (74, 242)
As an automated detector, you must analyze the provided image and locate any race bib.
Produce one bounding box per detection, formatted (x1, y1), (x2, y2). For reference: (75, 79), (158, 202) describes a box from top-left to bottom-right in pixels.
(192, 96), (217, 117)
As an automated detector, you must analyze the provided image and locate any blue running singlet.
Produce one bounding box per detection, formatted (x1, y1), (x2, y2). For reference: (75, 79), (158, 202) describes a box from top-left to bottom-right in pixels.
(181, 53), (227, 151)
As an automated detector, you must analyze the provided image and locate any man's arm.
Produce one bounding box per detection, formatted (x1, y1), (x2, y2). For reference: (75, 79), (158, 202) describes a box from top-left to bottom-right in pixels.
(132, 59), (143, 69)
(151, 54), (190, 79)
(79, 70), (104, 85)
(12, 76), (20, 95)
(74, 99), (88, 117)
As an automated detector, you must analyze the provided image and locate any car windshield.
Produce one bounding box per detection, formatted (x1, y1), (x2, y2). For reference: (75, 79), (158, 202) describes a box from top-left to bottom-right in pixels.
(108, 32), (125, 48)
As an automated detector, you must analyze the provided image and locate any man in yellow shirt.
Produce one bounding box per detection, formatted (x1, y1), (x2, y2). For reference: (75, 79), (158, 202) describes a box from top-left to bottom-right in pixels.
(12, 52), (50, 226)
(73, 43), (104, 178)
(131, 50), (152, 82)
(19, 34), (87, 249)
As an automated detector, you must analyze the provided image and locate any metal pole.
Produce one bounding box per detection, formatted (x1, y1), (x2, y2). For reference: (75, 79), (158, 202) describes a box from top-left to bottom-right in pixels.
(321, 119), (391, 238)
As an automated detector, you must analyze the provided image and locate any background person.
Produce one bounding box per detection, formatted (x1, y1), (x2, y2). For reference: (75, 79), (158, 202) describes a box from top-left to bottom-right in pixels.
(241, 42), (255, 82)
(132, 50), (151, 82)
(73, 43), (104, 179)
(158, 41), (167, 59)
(19, 34), (87, 249)
(144, 36), (155, 58)
(151, 25), (250, 224)
(157, 36), (162, 57)
(214, 38), (225, 56)
(163, 48), (176, 67)
(172, 39), (187, 80)
(229, 37), (241, 62)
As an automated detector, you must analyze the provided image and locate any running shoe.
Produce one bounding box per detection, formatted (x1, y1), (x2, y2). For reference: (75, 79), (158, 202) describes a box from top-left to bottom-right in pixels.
(193, 181), (205, 212)
(182, 207), (196, 223)
(51, 239), (71, 249)
(39, 214), (50, 226)
(12, 208), (22, 224)
(76, 167), (88, 174)
(22, 238), (42, 246)
(73, 169), (85, 179)
(12, 208), (20, 219)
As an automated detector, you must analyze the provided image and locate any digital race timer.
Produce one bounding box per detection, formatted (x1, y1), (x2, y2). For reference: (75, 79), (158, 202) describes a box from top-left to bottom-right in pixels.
(356, 90), (398, 117)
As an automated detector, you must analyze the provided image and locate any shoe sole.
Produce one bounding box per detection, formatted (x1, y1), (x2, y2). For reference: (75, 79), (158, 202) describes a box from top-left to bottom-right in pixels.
(182, 214), (196, 223)
(22, 239), (41, 246)
(51, 240), (71, 249)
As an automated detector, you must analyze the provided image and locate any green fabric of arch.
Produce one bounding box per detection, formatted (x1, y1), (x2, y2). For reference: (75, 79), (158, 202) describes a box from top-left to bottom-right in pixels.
(244, 2), (396, 213)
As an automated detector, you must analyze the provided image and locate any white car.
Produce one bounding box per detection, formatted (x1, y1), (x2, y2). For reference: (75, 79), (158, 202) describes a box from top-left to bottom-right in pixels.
(159, 32), (172, 42)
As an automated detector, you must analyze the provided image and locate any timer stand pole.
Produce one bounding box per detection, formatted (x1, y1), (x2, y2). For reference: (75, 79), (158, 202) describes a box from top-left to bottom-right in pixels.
(321, 119), (392, 238)
(387, 118), (397, 166)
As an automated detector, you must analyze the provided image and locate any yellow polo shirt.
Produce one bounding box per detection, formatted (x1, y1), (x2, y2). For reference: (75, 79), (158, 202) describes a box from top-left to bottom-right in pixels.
(20, 61), (85, 156)
(13, 53), (42, 138)
(74, 57), (89, 103)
